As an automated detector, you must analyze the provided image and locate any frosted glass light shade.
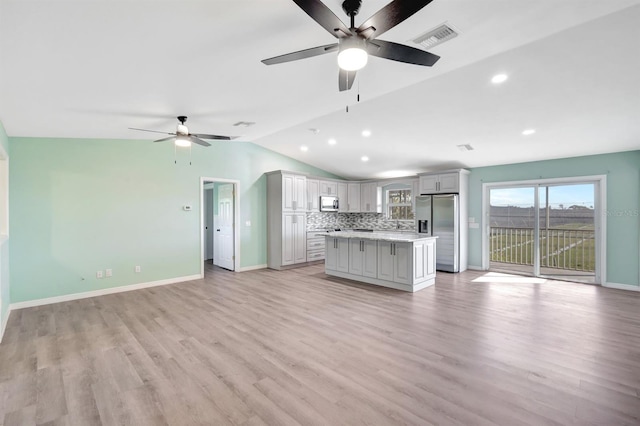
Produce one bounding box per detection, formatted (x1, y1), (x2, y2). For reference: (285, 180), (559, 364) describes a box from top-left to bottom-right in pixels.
(338, 47), (368, 71)
(175, 138), (191, 147)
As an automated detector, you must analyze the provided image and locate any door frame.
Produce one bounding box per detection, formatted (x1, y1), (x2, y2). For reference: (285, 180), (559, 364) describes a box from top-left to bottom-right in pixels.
(481, 175), (606, 284)
(200, 177), (240, 276)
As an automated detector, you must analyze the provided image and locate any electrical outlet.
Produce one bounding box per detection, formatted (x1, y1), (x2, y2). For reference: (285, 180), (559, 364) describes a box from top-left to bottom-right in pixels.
(135, 265), (141, 273)
(105, 269), (112, 277)
(96, 270), (103, 279)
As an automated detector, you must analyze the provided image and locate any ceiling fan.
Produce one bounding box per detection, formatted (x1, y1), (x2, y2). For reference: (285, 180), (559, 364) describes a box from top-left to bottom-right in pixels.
(262, 0), (440, 91)
(129, 116), (237, 147)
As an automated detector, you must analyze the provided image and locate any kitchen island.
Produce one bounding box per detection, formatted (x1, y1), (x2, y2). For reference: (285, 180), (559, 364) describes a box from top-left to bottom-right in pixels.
(322, 231), (438, 292)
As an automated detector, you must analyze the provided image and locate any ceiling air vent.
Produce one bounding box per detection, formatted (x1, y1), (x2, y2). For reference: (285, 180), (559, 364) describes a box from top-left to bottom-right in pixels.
(412, 23), (459, 49)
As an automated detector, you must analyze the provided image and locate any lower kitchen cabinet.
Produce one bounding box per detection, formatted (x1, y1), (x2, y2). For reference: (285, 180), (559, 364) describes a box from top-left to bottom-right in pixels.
(348, 239), (377, 278)
(325, 237), (349, 273)
(324, 234), (437, 292)
(282, 213), (306, 266)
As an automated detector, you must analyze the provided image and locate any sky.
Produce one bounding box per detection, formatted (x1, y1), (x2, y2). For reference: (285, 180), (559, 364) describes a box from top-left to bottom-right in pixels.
(490, 184), (595, 208)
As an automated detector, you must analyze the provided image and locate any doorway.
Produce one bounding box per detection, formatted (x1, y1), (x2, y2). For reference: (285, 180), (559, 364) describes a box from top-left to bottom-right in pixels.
(200, 178), (240, 275)
(483, 176), (605, 284)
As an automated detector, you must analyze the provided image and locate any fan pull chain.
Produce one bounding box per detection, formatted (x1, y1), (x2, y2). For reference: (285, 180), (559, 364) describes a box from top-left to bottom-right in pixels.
(174, 144), (177, 165)
(189, 144), (192, 166)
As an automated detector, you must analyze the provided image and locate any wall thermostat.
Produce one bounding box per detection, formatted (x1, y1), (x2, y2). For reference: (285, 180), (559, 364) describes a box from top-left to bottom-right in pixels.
(183, 205), (192, 211)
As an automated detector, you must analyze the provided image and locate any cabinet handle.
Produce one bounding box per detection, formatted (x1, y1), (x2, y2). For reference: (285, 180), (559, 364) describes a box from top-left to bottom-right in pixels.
(308, 201), (311, 210)
(293, 200), (297, 210)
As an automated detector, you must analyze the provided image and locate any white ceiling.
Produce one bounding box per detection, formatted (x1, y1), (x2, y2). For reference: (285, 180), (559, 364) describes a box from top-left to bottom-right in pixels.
(1, 0), (639, 179)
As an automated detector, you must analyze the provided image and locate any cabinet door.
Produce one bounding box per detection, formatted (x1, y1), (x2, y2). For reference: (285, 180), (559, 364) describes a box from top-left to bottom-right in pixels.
(348, 239), (364, 275)
(282, 215), (295, 265)
(307, 179), (319, 212)
(325, 238), (338, 270)
(337, 183), (348, 212)
(336, 238), (350, 273)
(293, 175), (307, 211)
(438, 173), (459, 193)
(362, 240), (378, 278)
(320, 181), (337, 196)
(347, 183), (361, 212)
(282, 174), (296, 211)
(377, 241), (394, 281)
(419, 175), (438, 194)
(394, 242), (411, 284)
(293, 214), (307, 264)
(360, 182), (376, 212)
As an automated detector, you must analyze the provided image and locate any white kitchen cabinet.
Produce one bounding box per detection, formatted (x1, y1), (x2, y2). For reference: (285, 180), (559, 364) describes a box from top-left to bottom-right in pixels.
(320, 180), (338, 196)
(347, 183), (361, 212)
(282, 213), (306, 265)
(348, 239), (377, 278)
(282, 173), (307, 212)
(360, 182), (380, 213)
(337, 182), (348, 212)
(418, 172), (459, 194)
(326, 237), (349, 273)
(307, 179), (319, 212)
(324, 233), (437, 292)
(306, 232), (325, 262)
(266, 171), (309, 270)
(378, 241), (410, 285)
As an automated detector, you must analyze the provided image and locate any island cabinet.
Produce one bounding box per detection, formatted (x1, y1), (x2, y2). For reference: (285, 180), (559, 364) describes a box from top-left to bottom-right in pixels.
(377, 241), (411, 285)
(348, 239), (377, 278)
(325, 237), (349, 273)
(323, 232), (437, 292)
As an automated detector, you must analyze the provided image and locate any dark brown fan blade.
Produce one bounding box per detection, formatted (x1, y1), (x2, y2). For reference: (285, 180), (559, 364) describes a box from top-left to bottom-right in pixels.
(153, 136), (176, 143)
(293, 0), (351, 38)
(357, 0), (434, 39)
(262, 43), (338, 65)
(129, 127), (175, 136)
(191, 133), (237, 141)
(188, 136), (211, 147)
(366, 40), (440, 66)
(338, 68), (357, 92)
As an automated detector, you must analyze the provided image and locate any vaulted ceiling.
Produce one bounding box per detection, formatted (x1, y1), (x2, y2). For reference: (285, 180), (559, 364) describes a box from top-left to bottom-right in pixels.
(1, 0), (639, 179)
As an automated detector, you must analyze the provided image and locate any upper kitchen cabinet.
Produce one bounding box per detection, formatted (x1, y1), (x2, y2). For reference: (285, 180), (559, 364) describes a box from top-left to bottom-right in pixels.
(281, 173), (307, 212)
(360, 182), (381, 213)
(418, 170), (469, 194)
(337, 182), (348, 213)
(307, 179), (319, 212)
(347, 183), (361, 212)
(320, 180), (338, 196)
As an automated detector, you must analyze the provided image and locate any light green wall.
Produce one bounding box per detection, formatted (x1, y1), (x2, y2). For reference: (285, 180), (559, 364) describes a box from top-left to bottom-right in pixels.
(9, 137), (340, 303)
(468, 150), (640, 286)
(0, 120), (9, 328)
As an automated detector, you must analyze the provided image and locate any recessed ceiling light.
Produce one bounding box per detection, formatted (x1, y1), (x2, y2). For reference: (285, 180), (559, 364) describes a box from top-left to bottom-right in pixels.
(361, 156), (369, 162)
(362, 129), (372, 137)
(300, 146), (309, 152)
(522, 129), (536, 136)
(491, 74), (508, 84)
(328, 138), (337, 145)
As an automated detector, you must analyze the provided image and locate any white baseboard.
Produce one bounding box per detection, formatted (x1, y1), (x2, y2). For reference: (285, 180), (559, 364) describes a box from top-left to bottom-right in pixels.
(9, 274), (203, 311)
(603, 282), (640, 292)
(467, 265), (485, 271)
(237, 264), (267, 272)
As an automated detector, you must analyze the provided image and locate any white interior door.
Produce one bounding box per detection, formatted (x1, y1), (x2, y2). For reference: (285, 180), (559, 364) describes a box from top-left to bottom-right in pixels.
(215, 183), (235, 270)
(204, 188), (214, 260)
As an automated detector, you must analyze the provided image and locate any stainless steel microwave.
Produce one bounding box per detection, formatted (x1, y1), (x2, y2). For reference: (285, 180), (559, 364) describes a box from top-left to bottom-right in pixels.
(320, 196), (339, 212)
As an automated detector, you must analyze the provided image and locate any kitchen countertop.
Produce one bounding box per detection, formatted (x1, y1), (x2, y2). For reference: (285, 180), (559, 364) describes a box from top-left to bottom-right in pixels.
(320, 231), (437, 242)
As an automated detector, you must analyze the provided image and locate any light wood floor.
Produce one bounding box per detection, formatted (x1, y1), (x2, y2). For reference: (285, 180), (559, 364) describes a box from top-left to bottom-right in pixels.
(1, 264), (639, 426)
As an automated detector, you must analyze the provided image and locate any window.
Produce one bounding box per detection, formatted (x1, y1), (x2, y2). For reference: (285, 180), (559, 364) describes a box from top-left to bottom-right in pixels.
(387, 188), (414, 220)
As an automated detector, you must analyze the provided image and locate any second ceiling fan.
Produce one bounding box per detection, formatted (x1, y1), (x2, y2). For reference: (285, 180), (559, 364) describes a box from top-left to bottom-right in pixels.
(262, 0), (440, 91)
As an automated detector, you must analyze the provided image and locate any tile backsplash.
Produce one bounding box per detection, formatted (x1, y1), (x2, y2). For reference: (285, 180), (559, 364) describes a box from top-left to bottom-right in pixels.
(307, 212), (415, 231)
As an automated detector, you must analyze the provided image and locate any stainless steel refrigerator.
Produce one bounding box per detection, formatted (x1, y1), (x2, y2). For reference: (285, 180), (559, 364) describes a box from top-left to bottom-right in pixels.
(415, 194), (460, 272)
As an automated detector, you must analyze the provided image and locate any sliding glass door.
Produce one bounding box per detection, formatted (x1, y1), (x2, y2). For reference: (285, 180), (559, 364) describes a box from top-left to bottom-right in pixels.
(487, 181), (597, 283)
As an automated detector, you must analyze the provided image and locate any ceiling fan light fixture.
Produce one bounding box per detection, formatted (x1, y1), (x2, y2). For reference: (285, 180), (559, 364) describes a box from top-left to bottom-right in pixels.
(175, 138), (191, 147)
(338, 37), (368, 71)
